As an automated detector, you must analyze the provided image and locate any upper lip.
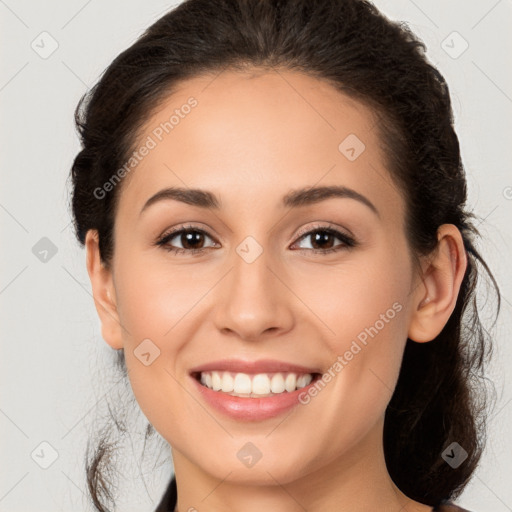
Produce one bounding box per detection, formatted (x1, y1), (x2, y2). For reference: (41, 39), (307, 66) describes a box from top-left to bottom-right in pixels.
(189, 358), (321, 375)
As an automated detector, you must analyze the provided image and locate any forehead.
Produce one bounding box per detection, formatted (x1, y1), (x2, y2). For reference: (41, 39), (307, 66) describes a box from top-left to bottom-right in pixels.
(118, 69), (403, 224)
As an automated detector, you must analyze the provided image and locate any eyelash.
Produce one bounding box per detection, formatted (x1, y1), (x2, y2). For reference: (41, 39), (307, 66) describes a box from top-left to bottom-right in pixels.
(154, 223), (357, 256)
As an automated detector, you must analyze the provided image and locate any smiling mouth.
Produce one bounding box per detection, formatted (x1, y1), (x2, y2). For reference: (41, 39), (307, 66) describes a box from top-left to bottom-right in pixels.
(191, 370), (322, 398)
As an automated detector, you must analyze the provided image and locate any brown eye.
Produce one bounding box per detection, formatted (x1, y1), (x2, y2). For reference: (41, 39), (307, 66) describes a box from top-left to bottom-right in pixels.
(155, 224), (357, 256)
(156, 226), (217, 255)
(292, 226), (356, 254)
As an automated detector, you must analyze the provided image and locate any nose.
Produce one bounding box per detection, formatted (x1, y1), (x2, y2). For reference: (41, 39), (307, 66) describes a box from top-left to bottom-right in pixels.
(213, 249), (294, 342)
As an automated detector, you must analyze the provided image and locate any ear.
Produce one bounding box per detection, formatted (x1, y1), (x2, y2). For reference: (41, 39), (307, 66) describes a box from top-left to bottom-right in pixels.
(85, 229), (123, 350)
(408, 224), (467, 343)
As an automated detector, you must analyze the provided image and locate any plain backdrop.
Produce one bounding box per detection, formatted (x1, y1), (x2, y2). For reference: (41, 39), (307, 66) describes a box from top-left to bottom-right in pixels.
(1, 0), (511, 511)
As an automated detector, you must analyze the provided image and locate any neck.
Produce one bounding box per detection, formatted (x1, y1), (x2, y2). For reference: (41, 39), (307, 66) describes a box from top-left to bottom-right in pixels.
(171, 417), (433, 512)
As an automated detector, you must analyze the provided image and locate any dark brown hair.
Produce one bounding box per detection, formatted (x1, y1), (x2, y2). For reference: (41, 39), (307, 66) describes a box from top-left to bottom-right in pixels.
(68, 0), (501, 509)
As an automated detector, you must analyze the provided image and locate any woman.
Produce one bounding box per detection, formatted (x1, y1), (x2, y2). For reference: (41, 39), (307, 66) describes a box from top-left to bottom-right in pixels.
(69, 0), (500, 510)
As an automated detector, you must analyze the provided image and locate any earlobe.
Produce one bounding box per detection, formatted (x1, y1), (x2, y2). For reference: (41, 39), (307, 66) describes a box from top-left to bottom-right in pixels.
(408, 224), (467, 343)
(85, 230), (124, 350)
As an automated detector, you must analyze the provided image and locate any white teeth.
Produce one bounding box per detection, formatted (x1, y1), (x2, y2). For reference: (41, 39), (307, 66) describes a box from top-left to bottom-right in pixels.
(233, 373), (252, 394)
(212, 371), (222, 391)
(270, 373), (285, 393)
(198, 371), (315, 396)
(285, 373), (296, 392)
(251, 374), (271, 394)
(221, 372), (234, 392)
(296, 374), (313, 388)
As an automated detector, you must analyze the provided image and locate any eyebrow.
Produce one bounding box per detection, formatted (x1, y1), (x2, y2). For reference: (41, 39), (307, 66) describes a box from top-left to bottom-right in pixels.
(139, 185), (379, 217)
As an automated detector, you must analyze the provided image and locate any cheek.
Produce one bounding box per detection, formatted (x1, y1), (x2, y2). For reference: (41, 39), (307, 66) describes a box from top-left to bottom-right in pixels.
(113, 251), (206, 341)
(108, 252), (184, 410)
(308, 245), (412, 398)
(111, 252), (222, 430)
(300, 248), (410, 348)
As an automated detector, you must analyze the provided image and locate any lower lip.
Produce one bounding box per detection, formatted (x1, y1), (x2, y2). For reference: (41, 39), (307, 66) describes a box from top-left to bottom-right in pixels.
(190, 373), (320, 421)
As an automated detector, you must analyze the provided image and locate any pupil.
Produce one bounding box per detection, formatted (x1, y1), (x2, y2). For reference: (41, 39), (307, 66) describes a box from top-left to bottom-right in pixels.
(312, 231), (332, 249)
(183, 231), (203, 249)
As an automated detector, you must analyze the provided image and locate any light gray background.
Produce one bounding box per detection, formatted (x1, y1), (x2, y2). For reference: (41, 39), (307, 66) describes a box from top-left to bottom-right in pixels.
(1, 0), (511, 511)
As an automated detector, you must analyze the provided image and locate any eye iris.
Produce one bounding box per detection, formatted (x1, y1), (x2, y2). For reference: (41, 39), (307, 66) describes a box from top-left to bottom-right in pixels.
(310, 231), (334, 250)
(181, 231), (204, 249)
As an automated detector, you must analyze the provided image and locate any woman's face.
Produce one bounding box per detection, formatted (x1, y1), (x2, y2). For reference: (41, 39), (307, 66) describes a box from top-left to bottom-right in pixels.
(95, 69), (426, 484)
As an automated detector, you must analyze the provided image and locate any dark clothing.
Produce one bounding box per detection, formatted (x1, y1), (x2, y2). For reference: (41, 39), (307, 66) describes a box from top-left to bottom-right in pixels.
(154, 476), (177, 512)
(154, 475), (473, 511)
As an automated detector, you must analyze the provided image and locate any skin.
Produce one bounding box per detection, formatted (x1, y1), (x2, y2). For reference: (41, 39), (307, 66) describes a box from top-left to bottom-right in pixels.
(85, 69), (467, 512)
